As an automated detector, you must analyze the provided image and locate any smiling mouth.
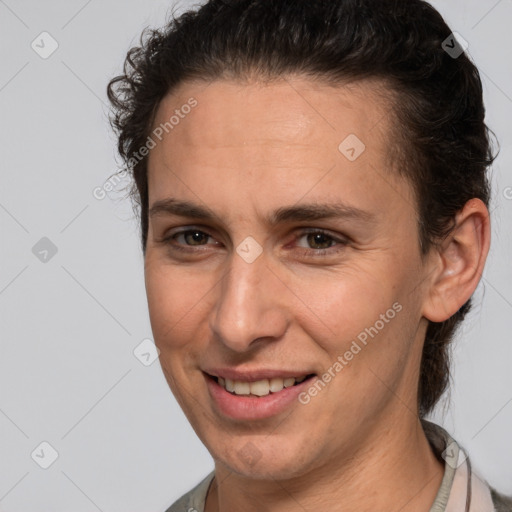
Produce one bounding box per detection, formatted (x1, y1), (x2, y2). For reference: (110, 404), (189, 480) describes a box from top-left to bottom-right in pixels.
(209, 374), (316, 397)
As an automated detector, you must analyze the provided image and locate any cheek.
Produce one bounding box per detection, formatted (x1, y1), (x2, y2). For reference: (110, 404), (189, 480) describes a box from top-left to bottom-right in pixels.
(144, 259), (215, 350)
(287, 260), (421, 399)
(286, 263), (400, 348)
(144, 246), (419, 359)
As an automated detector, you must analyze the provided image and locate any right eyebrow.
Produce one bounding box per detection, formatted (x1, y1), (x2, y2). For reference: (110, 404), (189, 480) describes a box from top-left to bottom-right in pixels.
(148, 198), (376, 226)
(149, 198), (221, 222)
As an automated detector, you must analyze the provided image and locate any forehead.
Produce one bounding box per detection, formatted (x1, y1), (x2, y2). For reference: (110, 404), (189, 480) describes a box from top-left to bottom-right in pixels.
(151, 77), (392, 158)
(146, 77), (413, 223)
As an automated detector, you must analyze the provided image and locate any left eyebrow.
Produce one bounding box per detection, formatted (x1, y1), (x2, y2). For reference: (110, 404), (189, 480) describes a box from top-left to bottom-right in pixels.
(267, 203), (376, 225)
(148, 198), (376, 226)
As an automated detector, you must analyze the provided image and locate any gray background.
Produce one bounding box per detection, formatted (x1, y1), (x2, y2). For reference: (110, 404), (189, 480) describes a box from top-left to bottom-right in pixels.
(0, 0), (511, 510)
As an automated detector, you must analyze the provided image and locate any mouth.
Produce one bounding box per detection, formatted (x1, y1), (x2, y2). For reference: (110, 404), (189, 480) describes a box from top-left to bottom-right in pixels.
(203, 370), (318, 420)
(205, 373), (317, 398)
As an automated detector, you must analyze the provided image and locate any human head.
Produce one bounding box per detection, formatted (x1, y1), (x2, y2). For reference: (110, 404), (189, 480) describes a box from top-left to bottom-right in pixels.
(107, 0), (494, 419)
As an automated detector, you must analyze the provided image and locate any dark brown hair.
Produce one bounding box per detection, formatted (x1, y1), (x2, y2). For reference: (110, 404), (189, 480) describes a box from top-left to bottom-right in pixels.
(107, 0), (496, 417)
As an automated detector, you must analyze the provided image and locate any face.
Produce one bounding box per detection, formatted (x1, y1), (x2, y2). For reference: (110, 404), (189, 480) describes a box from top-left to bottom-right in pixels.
(144, 77), (434, 480)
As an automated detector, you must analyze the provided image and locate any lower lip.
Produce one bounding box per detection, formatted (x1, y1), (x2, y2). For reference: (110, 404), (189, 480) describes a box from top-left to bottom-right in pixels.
(205, 374), (315, 420)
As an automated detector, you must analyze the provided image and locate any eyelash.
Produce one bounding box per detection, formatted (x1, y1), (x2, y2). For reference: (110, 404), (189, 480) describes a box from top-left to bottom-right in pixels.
(161, 227), (348, 257)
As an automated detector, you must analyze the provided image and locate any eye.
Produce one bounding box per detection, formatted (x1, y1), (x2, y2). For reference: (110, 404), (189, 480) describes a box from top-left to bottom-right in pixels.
(175, 229), (212, 246)
(294, 229), (348, 256)
(162, 228), (219, 252)
(160, 227), (348, 258)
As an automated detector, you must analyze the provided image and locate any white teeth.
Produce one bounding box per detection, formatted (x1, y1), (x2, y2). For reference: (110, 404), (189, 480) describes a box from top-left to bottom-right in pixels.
(269, 378), (285, 393)
(283, 377), (295, 388)
(233, 381), (250, 395)
(250, 379), (270, 396)
(217, 376), (309, 396)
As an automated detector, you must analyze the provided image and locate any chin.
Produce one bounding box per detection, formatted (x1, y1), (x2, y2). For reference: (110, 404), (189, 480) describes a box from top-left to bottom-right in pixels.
(209, 434), (319, 481)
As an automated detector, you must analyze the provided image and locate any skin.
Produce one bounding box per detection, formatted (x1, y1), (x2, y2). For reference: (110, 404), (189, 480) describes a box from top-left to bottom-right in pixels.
(144, 77), (490, 511)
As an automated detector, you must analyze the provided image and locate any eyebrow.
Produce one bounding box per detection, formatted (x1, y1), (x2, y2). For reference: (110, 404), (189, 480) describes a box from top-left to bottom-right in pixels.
(149, 198), (375, 226)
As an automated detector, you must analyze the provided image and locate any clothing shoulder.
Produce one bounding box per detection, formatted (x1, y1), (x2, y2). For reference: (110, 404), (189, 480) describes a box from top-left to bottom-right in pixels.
(490, 487), (512, 512)
(164, 471), (215, 512)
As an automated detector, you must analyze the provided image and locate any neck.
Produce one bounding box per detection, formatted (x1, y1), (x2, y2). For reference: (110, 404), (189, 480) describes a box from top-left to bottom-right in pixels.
(206, 415), (444, 512)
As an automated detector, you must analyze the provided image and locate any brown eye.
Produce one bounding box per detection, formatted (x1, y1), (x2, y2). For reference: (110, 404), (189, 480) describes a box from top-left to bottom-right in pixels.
(162, 228), (218, 253)
(291, 229), (349, 259)
(303, 232), (336, 250)
(178, 230), (211, 246)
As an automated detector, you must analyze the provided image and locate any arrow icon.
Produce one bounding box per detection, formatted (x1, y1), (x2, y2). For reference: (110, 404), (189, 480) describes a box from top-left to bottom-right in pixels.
(236, 236), (263, 263)
(32, 237), (58, 263)
(339, 134), (365, 161)
(31, 441), (59, 469)
(442, 32), (468, 59)
(31, 31), (59, 60)
(134, 339), (160, 366)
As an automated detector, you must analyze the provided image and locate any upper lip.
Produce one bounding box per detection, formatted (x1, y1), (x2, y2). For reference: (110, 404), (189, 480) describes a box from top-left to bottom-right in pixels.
(204, 368), (315, 382)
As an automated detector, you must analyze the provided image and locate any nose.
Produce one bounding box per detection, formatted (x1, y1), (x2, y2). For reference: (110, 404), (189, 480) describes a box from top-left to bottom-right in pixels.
(209, 249), (289, 353)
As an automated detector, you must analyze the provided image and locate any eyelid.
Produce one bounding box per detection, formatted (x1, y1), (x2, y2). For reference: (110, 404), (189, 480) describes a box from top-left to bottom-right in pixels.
(295, 227), (348, 242)
(292, 228), (349, 255)
(161, 225), (349, 256)
(162, 226), (219, 248)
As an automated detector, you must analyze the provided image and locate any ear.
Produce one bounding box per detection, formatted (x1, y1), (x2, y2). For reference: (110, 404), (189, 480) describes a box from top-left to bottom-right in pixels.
(422, 198), (491, 323)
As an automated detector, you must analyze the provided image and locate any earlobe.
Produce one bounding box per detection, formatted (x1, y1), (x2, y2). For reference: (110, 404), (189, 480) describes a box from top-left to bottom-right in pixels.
(422, 199), (491, 323)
